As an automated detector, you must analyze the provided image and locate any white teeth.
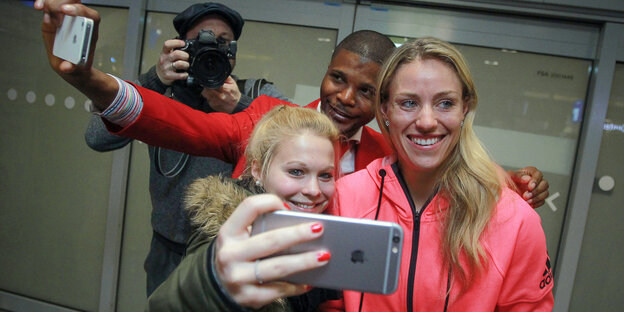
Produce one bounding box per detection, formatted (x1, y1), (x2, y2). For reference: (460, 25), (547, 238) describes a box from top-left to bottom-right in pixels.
(292, 201), (315, 209)
(412, 137), (440, 146)
(291, 201), (328, 210)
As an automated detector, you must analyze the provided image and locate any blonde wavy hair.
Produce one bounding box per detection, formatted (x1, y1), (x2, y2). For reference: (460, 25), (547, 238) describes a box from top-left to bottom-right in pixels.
(375, 37), (502, 289)
(243, 105), (340, 180)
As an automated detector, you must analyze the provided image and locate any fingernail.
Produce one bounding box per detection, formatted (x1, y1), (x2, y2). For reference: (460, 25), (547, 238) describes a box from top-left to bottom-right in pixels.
(317, 251), (331, 262)
(530, 182), (536, 189)
(311, 223), (323, 233)
(283, 203), (291, 210)
(304, 285), (314, 291)
(61, 4), (76, 13)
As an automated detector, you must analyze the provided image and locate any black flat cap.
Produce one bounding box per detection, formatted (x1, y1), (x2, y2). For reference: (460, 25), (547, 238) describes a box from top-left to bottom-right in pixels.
(173, 2), (244, 39)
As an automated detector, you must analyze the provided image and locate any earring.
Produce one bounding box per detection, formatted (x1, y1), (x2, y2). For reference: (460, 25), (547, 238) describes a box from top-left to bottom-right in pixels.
(460, 120), (464, 128)
(255, 180), (262, 187)
(385, 120), (390, 127)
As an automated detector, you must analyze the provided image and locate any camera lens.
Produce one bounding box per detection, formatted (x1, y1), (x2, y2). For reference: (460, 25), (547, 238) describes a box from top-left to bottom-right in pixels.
(179, 29), (234, 90)
(393, 236), (400, 243)
(191, 49), (231, 89)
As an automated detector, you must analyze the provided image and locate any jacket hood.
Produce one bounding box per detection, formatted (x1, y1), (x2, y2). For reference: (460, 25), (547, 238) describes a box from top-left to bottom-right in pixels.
(184, 175), (259, 239)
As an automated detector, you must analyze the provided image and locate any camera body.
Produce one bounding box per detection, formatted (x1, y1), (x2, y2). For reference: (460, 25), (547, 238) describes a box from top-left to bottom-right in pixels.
(177, 30), (237, 89)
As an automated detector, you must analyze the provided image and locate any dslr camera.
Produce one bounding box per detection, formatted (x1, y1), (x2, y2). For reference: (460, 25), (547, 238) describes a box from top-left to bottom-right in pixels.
(177, 30), (237, 89)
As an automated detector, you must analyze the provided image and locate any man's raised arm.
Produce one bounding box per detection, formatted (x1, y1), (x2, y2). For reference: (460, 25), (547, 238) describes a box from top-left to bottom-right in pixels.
(36, 0), (117, 111)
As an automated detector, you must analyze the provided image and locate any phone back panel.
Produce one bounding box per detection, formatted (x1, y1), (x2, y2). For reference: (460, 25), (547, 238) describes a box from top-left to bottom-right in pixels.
(251, 211), (403, 294)
(53, 15), (93, 65)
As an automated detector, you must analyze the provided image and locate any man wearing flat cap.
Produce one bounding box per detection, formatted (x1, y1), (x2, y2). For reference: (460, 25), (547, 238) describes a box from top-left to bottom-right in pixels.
(84, 2), (287, 296)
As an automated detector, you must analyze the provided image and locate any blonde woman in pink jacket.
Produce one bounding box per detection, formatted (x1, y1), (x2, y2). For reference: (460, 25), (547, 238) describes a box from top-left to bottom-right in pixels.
(322, 38), (554, 311)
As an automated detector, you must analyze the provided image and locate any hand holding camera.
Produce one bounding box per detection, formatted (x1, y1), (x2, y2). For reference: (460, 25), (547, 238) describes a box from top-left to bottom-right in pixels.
(156, 30), (241, 112)
(155, 39), (190, 86)
(201, 76), (242, 113)
(157, 30), (237, 89)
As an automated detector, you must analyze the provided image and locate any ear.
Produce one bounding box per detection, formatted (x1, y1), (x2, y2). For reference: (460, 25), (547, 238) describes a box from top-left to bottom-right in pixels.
(462, 97), (470, 117)
(380, 101), (390, 124)
(251, 159), (262, 182)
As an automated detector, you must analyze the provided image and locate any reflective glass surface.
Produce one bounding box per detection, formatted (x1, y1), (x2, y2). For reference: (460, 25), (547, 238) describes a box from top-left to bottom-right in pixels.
(0, 3), (127, 311)
(571, 62), (624, 311)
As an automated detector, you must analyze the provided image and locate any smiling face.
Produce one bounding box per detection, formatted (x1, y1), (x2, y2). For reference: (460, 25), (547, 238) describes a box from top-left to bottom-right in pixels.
(320, 49), (380, 139)
(253, 134), (336, 213)
(382, 58), (468, 176)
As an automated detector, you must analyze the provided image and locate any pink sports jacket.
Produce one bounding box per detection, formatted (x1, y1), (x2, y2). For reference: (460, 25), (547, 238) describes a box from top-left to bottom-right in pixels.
(322, 156), (554, 312)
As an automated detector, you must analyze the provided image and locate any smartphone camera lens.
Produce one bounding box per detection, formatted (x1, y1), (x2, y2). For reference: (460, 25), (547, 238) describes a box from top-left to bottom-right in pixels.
(393, 236), (400, 243)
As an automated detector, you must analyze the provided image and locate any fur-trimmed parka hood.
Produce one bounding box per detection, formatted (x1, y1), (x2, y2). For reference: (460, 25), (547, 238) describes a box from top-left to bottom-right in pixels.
(184, 175), (262, 240)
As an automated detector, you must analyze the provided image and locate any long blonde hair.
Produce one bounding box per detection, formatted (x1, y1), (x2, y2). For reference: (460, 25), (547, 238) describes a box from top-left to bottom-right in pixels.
(376, 37), (501, 288)
(243, 105), (340, 180)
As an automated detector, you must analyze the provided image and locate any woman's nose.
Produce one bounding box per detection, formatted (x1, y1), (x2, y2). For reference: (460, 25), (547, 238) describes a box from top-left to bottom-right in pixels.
(415, 105), (437, 131)
(302, 178), (321, 197)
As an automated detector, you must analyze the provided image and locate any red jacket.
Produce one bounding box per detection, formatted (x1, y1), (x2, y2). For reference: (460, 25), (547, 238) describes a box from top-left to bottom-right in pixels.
(106, 85), (392, 178)
(323, 156), (554, 312)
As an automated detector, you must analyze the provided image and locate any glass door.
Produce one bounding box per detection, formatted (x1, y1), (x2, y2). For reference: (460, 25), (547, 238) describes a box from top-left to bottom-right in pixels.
(353, 2), (599, 270)
(569, 62), (624, 311)
(116, 1), (349, 310)
(0, 3), (128, 311)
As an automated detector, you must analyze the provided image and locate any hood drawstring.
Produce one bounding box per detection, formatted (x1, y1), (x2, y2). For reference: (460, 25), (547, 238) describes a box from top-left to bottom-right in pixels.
(358, 169), (387, 312)
(373, 169), (386, 221)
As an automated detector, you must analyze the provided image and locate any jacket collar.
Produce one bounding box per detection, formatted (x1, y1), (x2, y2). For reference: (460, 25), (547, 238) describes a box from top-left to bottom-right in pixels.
(364, 156), (449, 221)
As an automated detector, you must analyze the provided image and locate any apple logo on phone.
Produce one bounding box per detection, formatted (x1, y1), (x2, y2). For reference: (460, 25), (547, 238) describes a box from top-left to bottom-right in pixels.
(351, 250), (365, 263)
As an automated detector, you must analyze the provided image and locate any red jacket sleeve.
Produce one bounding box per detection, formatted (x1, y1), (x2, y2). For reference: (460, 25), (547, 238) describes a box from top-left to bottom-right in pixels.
(103, 85), (284, 165)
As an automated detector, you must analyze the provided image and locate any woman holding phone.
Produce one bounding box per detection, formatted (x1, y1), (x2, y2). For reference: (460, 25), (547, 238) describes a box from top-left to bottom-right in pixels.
(322, 38), (554, 311)
(147, 105), (341, 311)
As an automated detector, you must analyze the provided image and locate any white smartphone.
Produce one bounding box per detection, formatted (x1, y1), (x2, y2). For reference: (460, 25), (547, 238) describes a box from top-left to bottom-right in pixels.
(53, 15), (93, 66)
(251, 210), (403, 294)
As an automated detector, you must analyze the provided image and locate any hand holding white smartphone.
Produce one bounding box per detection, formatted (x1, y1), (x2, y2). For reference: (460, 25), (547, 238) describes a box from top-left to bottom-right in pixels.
(251, 210), (403, 294)
(53, 15), (93, 66)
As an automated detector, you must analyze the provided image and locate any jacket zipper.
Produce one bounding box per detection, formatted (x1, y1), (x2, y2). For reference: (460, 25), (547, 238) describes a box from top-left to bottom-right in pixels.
(406, 208), (423, 311)
(390, 163), (436, 311)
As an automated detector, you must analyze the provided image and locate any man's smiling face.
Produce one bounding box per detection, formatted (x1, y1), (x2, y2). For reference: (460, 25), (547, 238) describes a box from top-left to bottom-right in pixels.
(320, 49), (380, 138)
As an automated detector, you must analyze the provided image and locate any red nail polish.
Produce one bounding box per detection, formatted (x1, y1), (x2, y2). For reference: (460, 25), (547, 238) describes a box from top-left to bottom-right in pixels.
(283, 203), (291, 210)
(304, 285), (314, 291)
(317, 251), (331, 262)
(311, 223), (323, 233)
